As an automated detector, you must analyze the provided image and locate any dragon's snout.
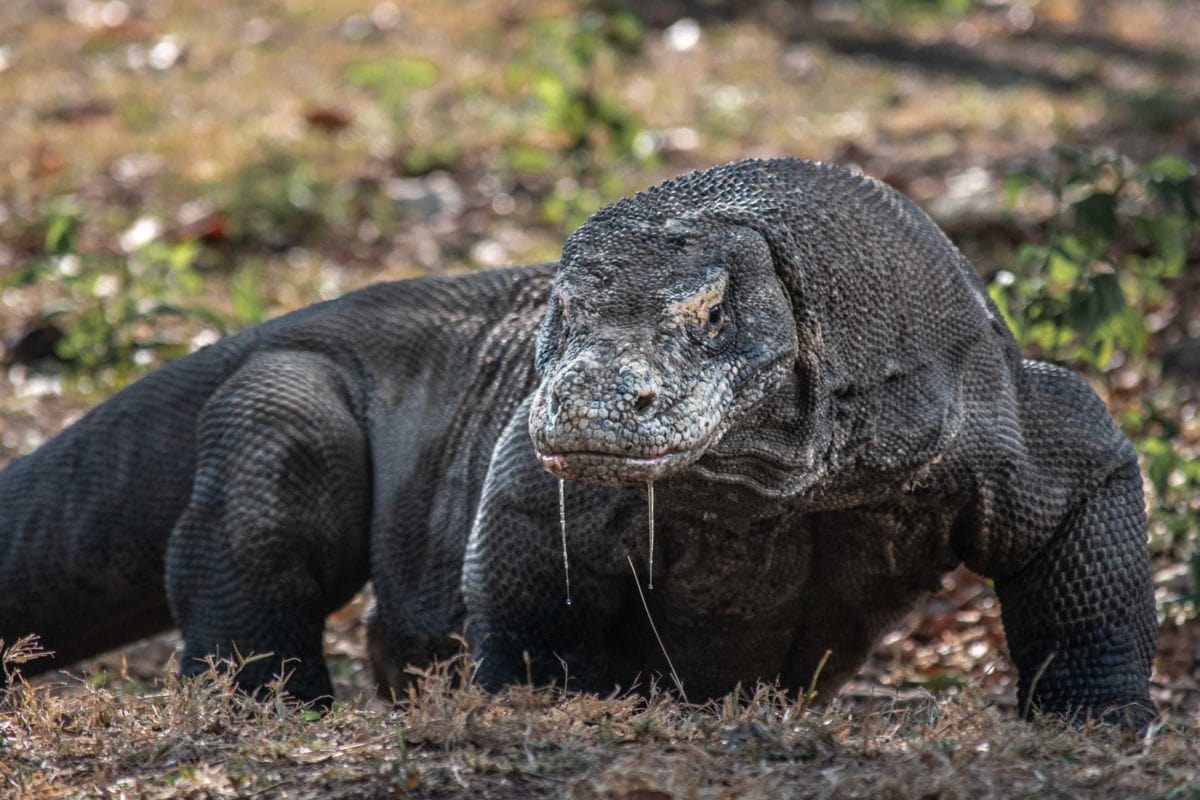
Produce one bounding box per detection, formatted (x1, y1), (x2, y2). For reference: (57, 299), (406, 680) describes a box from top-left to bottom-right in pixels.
(531, 357), (694, 485)
(543, 361), (660, 424)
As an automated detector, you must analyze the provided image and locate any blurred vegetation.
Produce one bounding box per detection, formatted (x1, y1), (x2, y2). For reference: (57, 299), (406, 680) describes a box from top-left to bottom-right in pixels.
(7, 204), (220, 388)
(0, 0), (1197, 624)
(988, 148), (1200, 612)
(503, 2), (653, 227)
(860, 0), (979, 20)
(992, 149), (1196, 371)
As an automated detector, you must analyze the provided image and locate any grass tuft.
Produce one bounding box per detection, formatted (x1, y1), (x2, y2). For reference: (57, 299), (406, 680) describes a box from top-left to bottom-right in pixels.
(4, 643), (1197, 799)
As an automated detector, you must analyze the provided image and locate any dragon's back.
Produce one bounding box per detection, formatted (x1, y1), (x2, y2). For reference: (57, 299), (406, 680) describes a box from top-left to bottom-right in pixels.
(0, 262), (554, 674)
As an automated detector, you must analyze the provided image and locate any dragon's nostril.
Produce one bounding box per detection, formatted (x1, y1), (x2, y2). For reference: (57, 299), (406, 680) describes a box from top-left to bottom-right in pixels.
(634, 388), (656, 413)
(548, 383), (562, 418)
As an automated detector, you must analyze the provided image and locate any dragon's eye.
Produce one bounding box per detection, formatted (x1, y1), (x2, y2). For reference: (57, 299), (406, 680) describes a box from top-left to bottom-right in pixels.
(706, 304), (724, 333)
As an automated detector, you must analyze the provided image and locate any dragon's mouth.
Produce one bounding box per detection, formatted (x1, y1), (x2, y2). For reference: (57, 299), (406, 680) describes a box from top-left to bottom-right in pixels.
(537, 449), (692, 484)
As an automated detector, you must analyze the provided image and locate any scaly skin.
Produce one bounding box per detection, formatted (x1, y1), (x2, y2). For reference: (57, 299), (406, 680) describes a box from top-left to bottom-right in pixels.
(0, 159), (1155, 725)
(1, 264), (552, 702)
(465, 159), (1156, 726)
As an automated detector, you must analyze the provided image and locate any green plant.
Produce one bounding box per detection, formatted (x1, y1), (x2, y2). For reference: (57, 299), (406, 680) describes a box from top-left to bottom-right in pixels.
(992, 147), (1200, 620)
(1123, 401), (1200, 618)
(506, 3), (644, 158)
(859, 0), (977, 22)
(990, 147), (1198, 370)
(6, 203), (230, 392)
(502, 2), (651, 230)
(344, 56), (440, 123)
(208, 150), (334, 251)
(342, 56), (460, 174)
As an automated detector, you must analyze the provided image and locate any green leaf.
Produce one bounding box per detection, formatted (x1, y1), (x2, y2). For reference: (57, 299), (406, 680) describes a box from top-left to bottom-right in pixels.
(45, 212), (79, 256)
(1134, 215), (1188, 277)
(1026, 320), (1062, 352)
(5, 260), (51, 287)
(1084, 324), (1116, 369)
(986, 282), (1019, 334)
(392, 57), (439, 88)
(1089, 272), (1126, 318)
(345, 57), (439, 93)
(533, 72), (570, 113)
(504, 144), (557, 174)
(231, 267), (267, 325)
(1046, 250), (1080, 289)
(1002, 171), (1035, 208)
(1145, 154), (1194, 182)
(1106, 304), (1149, 359)
(166, 240), (201, 273)
(1071, 192), (1118, 238)
(1146, 447), (1175, 498)
(1055, 233), (1092, 263)
(172, 263), (203, 294)
(344, 57), (439, 119)
(606, 10), (645, 49)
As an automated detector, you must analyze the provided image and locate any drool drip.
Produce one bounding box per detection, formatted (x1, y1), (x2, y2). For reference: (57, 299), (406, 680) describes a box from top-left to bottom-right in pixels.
(559, 478), (572, 605)
(647, 481), (655, 590)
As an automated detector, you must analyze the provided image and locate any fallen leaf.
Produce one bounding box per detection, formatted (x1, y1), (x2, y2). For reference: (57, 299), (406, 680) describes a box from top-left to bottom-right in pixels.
(305, 107), (352, 132)
(176, 211), (229, 243)
(32, 145), (66, 177)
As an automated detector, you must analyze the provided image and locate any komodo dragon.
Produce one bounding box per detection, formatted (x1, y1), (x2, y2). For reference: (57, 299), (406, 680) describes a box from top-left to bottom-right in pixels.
(0, 159), (1156, 726)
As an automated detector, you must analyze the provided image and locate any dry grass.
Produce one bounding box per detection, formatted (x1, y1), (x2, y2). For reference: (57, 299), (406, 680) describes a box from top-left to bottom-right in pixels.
(3, 643), (1198, 800)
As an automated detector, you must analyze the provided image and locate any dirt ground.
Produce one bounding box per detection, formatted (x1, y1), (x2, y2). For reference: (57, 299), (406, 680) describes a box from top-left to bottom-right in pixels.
(1, 0), (1198, 797)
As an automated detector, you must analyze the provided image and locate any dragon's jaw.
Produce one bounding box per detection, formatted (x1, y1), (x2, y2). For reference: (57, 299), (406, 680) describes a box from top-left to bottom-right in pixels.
(527, 372), (726, 486)
(528, 355), (796, 488)
(535, 448), (696, 485)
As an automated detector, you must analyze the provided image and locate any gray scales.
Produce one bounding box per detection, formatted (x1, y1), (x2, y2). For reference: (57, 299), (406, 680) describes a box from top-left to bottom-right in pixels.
(0, 159), (1156, 726)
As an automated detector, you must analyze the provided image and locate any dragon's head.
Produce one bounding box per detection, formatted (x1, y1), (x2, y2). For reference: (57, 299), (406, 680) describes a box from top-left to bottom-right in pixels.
(529, 218), (797, 486)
